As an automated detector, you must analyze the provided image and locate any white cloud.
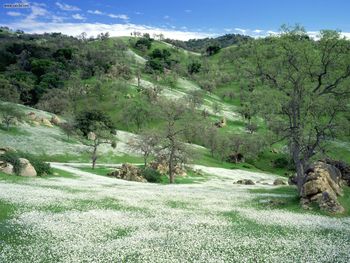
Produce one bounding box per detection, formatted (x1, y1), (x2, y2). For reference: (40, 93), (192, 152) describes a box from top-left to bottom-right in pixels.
(7, 11), (22, 17)
(88, 10), (103, 15)
(56, 2), (80, 11)
(108, 14), (129, 20)
(88, 10), (128, 20)
(163, 15), (170, 19)
(185, 9), (192, 13)
(4, 21), (214, 40)
(25, 4), (49, 22)
(72, 14), (85, 20)
(234, 28), (247, 34)
(135, 11), (142, 15)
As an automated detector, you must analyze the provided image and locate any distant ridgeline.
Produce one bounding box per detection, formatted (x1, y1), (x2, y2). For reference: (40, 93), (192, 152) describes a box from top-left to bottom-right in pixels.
(164, 34), (252, 53)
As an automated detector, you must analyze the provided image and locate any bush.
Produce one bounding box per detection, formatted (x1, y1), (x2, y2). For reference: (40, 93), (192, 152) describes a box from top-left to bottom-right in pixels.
(22, 153), (51, 176)
(0, 150), (51, 176)
(0, 151), (22, 174)
(141, 167), (161, 183)
(273, 157), (289, 169)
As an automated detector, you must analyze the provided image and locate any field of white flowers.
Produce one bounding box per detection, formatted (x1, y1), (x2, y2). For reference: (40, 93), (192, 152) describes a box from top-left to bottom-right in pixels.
(0, 163), (350, 263)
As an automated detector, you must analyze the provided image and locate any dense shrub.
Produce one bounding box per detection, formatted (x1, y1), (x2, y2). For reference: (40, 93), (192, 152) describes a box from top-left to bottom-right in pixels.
(22, 153), (51, 176)
(273, 157), (290, 169)
(0, 151), (22, 174)
(0, 150), (51, 176)
(141, 167), (161, 183)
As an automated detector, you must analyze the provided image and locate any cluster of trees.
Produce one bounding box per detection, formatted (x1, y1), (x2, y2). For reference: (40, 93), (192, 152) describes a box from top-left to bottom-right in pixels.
(164, 34), (252, 53)
(0, 30), (128, 108)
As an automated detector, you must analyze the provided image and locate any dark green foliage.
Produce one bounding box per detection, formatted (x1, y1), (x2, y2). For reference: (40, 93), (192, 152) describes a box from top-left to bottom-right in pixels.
(205, 45), (221, 56)
(53, 48), (73, 61)
(30, 59), (53, 77)
(21, 153), (51, 176)
(164, 34), (252, 53)
(146, 48), (174, 73)
(273, 157), (290, 169)
(141, 167), (162, 183)
(0, 151), (21, 174)
(0, 151), (51, 176)
(75, 109), (115, 136)
(135, 37), (153, 50)
(187, 61), (201, 74)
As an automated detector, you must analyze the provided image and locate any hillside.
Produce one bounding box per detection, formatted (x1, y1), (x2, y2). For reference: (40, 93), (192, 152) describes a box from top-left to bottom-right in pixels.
(0, 29), (350, 262)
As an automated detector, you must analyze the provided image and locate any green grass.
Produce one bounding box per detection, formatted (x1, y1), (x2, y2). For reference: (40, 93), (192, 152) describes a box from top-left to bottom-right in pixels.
(250, 185), (350, 217)
(78, 166), (115, 176)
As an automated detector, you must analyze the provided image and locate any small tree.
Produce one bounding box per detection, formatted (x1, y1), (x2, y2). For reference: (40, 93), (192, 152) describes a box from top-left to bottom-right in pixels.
(60, 118), (77, 141)
(128, 130), (160, 167)
(0, 104), (24, 130)
(157, 98), (190, 183)
(82, 122), (116, 169)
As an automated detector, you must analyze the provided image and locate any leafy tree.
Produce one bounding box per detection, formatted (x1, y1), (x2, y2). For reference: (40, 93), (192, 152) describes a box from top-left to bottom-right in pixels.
(81, 122), (116, 169)
(187, 61), (201, 75)
(236, 26), (350, 193)
(75, 109), (115, 136)
(128, 129), (160, 167)
(122, 99), (152, 131)
(205, 45), (221, 56)
(156, 99), (191, 183)
(0, 104), (24, 130)
(0, 76), (20, 102)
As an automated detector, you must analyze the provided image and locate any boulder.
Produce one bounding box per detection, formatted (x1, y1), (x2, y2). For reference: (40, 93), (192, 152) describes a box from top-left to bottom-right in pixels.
(27, 112), (36, 120)
(107, 163), (146, 182)
(301, 161), (344, 213)
(41, 118), (53, 128)
(323, 159), (350, 186)
(273, 178), (287, 185)
(150, 156), (187, 177)
(87, 132), (96, 141)
(51, 115), (61, 125)
(0, 147), (16, 155)
(31, 121), (41, 126)
(0, 161), (14, 175)
(19, 158), (37, 177)
(235, 179), (255, 185)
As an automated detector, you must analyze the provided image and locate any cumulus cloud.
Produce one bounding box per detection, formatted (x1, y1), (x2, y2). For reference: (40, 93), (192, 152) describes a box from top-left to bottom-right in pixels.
(88, 9), (128, 20)
(4, 20), (214, 40)
(72, 14), (85, 20)
(56, 2), (80, 11)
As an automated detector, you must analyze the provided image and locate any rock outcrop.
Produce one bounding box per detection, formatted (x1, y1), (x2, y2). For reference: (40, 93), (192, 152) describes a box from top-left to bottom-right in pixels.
(324, 159), (350, 186)
(51, 115), (61, 126)
(301, 162), (344, 213)
(0, 161), (14, 175)
(273, 178), (287, 185)
(235, 179), (255, 185)
(107, 163), (146, 182)
(19, 158), (37, 177)
(150, 156), (187, 177)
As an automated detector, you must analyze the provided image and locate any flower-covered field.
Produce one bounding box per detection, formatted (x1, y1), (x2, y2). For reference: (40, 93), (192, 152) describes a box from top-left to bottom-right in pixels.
(0, 164), (349, 263)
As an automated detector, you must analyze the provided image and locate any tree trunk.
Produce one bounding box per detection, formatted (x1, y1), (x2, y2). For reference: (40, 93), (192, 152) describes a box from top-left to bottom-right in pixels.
(291, 142), (305, 195)
(169, 149), (175, 184)
(91, 143), (97, 169)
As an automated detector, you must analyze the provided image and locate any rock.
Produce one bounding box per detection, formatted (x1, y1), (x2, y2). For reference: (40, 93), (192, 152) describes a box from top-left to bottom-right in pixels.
(235, 179), (255, 185)
(107, 163), (146, 182)
(300, 161), (344, 213)
(27, 112), (36, 120)
(42, 118), (53, 127)
(323, 158), (350, 186)
(0, 161), (14, 175)
(150, 155), (187, 177)
(51, 115), (61, 125)
(0, 147), (16, 155)
(273, 178), (287, 185)
(19, 158), (37, 177)
(31, 121), (41, 126)
(214, 117), (226, 128)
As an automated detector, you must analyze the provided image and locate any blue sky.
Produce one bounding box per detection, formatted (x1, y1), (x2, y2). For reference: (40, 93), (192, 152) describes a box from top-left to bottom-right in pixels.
(1, 0), (350, 40)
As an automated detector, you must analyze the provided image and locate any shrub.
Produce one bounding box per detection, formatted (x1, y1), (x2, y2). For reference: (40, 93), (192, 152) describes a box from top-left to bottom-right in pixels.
(0, 150), (51, 176)
(273, 157), (289, 169)
(141, 167), (161, 183)
(22, 153), (51, 176)
(0, 151), (22, 174)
